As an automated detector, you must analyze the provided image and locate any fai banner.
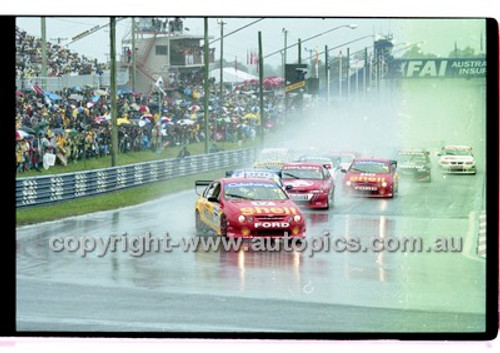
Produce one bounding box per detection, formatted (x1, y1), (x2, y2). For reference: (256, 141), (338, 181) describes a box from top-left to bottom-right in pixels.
(391, 58), (486, 78)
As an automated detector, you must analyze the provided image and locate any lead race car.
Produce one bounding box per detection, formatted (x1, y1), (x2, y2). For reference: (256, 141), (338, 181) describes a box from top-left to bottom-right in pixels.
(437, 145), (477, 174)
(195, 177), (306, 239)
(280, 162), (335, 209)
(341, 158), (398, 198)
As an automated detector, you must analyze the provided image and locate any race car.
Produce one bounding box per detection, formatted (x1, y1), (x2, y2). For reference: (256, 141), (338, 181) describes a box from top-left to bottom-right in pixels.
(436, 145), (477, 174)
(297, 155), (338, 170)
(253, 147), (291, 171)
(195, 177), (306, 239)
(226, 168), (284, 189)
(281, 162), (335, 209)
(325, 151), (360, 171)
(396, 149), (431, 182)
(341, 158), (398, 198)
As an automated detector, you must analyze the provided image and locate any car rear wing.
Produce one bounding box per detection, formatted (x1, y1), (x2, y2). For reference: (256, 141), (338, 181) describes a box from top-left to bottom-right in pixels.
(195, 180), (212, 195)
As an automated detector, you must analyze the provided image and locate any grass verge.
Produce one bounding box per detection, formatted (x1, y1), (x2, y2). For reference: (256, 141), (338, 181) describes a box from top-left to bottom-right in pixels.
(16, 168), (229, 226)
(18, 138), (263, 177)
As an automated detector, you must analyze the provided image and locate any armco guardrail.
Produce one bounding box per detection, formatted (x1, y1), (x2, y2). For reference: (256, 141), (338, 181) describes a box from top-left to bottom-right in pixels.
(16, 148), (257, 208)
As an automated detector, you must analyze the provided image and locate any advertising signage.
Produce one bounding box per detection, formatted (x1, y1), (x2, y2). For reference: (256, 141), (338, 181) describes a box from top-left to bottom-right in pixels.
(390, 58), (486, 78)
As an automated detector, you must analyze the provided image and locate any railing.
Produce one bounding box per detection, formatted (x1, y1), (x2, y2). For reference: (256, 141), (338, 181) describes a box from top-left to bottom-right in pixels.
(16, 148), (257, 208)
(16, 71), (130, 92)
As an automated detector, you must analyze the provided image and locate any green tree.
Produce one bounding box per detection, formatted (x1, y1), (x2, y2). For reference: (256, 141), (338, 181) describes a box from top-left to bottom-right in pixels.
(401, 46), (438, 59)
(448, 46), (478, 58)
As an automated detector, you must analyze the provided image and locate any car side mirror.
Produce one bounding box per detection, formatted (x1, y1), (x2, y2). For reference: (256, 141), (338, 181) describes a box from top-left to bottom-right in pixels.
(340, 169), (347, 173)
(323, 164), (331, 169)
(285, 184), (293, 190)
(436, 152), (442, 157)
(207, 196), (219, 203)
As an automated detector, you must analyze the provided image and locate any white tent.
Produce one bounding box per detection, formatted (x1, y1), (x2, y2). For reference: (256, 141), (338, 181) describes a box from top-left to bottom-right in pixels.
(209, 67), (258, 83)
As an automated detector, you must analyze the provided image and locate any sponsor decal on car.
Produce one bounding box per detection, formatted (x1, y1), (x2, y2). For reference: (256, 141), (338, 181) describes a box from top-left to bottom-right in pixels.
(250, 201), (277, 206)
(283, 165), (321, 170)
(239, 206), (299, 215)
(354, 186), (378, 191)
(284, 180), (314, 187)
(254, 222), (290, 228)
(349, 176), (386, 182)
(289, 194), (312, 201)
(227, 182), (276, 188)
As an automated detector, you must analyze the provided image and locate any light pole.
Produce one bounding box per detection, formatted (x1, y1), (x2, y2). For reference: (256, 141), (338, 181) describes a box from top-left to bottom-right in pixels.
(110, 17), (118, 167)
(282, 28), (288, 124)
(203, 18), (209, 154)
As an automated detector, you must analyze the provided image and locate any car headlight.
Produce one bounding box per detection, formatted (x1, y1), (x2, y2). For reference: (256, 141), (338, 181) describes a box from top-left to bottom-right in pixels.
(238, 215), (246, 223)
(381, 182), (388, 187)
(346, 181), (352, 186)
(293, 215), (302, 222)
(287, 216), (294, 223)
(248, 216), (254, 223)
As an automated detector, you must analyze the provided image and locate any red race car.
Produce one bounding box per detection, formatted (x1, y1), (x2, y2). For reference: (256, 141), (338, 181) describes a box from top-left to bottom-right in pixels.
(341, 158), (398, 198)
(280, 162), (335, 209)
(195, 177), (306, 239)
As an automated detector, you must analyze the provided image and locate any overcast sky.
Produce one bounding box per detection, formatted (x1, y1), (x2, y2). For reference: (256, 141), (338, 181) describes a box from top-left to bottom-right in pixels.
(16, 16), (486, 70)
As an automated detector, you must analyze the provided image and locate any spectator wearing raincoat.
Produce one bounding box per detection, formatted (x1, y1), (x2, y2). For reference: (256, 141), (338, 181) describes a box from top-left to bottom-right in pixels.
(56, 133), (69, 166)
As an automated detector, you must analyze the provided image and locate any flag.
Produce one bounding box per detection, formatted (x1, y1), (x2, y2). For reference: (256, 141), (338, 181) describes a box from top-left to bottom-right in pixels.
(155, 76), (166, 95)
(32, 83), (44, 95)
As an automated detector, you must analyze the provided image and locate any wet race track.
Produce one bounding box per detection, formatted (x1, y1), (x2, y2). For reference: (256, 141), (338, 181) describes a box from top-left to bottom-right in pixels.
(16, 79), (487, 332)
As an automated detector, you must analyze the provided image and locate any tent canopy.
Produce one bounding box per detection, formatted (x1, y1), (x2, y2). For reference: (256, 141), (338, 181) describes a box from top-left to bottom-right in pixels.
(210, 67), (258, 83)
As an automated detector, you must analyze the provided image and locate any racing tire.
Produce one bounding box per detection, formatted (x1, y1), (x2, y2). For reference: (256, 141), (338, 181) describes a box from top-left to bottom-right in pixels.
(219, 214), (228, 238)
(329, 188), (335, 209)
(287, 237), (303, 248)
(195, 211), (205, 234)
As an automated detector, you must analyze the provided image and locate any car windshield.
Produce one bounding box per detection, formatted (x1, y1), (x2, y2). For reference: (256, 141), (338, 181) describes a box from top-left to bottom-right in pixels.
(349, 161), (390, 174)
(282, 168), (323, 180)
(230, 171), (282, 186)
(443, 149), (471, 156)
(223, 182), (288, 201)
(398, 153), (428, 163)
(300, 157), (330, 164)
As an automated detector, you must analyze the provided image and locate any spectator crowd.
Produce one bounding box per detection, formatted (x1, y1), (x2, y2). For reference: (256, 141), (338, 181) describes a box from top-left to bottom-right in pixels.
(15, 26), (285, 174)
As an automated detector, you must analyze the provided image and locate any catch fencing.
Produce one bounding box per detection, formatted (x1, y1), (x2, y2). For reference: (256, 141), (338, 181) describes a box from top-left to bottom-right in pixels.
(16, 148), (257, 208)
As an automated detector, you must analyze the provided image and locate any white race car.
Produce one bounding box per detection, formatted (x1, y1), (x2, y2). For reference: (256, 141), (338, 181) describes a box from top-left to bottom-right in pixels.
(437, 145), (476, 174)
(253, 147), (291, 171)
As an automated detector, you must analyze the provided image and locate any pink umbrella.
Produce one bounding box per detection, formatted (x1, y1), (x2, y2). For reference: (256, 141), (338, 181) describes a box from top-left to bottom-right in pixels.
(138, 105), (149, 113)
(141, 113), (153, 121)
(16, 130), (31, 139)
(189, 104), (200, 112)
(161, 117), (171, 122)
